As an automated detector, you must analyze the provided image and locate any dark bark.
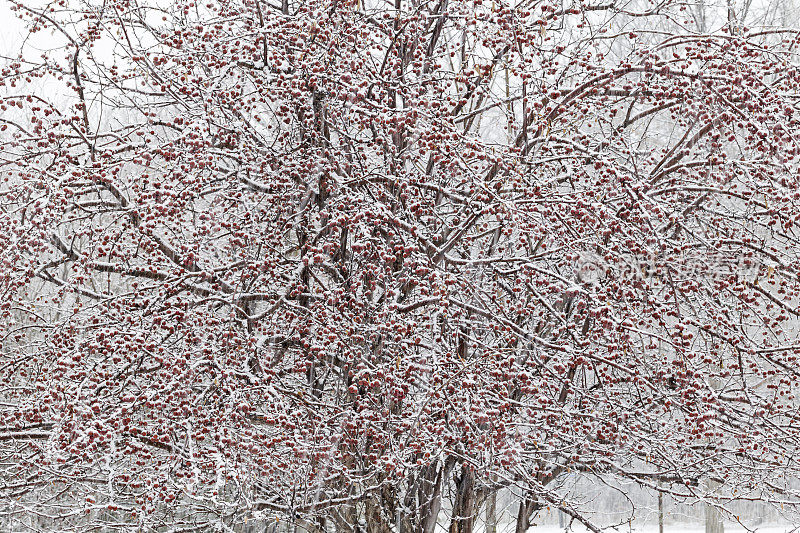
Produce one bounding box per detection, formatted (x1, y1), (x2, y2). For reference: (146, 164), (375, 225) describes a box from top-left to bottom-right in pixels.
(448, 464), (476, 533)
(514, 497), (540, 533)
(485, 490), (497, 533)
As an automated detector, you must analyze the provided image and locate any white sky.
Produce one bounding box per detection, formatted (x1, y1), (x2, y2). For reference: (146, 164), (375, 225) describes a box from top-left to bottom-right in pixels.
(0, 2), (22, 57)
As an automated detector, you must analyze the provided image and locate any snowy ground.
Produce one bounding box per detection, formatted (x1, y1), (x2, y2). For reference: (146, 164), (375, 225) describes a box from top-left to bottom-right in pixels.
(469, 525), (799, 533)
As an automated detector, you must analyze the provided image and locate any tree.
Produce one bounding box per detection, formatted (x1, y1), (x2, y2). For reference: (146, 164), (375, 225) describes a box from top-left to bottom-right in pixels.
(2, 0), (800, 530)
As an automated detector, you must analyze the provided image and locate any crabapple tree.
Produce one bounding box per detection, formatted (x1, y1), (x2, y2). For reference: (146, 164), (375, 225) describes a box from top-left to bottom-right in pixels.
(2, 0), (800, 531)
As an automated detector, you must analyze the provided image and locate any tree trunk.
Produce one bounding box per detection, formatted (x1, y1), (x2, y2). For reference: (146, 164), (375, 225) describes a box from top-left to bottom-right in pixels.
(514, 498), (539, 533)
(448, 464), (476, 533)
(485, 490), (497, 533)
(705, 502), (724, 533)
(421, 457), (455, 533)
(365, 485), (395, 533)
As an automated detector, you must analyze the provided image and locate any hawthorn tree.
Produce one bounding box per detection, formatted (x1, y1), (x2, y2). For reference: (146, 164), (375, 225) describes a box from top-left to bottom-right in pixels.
(2, 0), (800, 531)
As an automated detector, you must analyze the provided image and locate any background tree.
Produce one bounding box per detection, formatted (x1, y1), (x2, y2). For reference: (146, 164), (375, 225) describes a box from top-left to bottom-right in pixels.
(2, 0), (800, 531)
